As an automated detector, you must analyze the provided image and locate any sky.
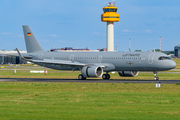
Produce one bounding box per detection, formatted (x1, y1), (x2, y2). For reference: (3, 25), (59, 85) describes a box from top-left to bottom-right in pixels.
(0, 0), (180, 51)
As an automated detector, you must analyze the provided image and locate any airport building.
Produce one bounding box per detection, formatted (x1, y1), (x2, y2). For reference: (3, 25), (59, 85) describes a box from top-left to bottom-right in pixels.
(50, 47), (107, 52)
(0, 51), (27, 64)
(50, 47), (102, 52)
(50, 47), (91, 52)
(174, 44), (180, 58)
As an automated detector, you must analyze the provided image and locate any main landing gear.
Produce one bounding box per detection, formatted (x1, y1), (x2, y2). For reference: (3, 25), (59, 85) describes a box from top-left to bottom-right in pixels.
(102, 73), (110, 80)
(78, 74), (86, 80)
(78, 73), (111, 80)
(153, 71), (159, 80)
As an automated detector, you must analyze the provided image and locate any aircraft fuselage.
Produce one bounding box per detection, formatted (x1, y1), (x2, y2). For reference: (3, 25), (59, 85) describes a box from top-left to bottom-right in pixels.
(23, 51), (176, 72)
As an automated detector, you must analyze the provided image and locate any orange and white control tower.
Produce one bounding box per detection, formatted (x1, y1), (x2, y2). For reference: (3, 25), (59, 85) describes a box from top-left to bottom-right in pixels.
(101, 1), (119, 51)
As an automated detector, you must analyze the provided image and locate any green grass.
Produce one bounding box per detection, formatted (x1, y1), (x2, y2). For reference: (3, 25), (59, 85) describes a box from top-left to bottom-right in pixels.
(0, 82), (180, 120)
(0, 60), (180, 119)
(173, 59), (180, 69)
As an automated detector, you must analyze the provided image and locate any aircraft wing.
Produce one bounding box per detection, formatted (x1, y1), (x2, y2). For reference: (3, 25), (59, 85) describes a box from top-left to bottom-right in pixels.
(16, 48), (106, 69)
(32, 59), (87, 67)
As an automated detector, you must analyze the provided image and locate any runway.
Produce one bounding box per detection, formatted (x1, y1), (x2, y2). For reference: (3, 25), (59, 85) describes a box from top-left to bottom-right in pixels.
(0, 78), (180, 84)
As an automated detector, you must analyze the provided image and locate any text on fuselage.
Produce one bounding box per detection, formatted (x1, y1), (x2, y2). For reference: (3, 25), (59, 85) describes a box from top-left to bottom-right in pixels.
(122, 54), (140, 57)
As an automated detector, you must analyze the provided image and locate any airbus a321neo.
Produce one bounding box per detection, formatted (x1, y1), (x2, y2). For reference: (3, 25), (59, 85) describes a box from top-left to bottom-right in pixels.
(16, 26), (176, 80)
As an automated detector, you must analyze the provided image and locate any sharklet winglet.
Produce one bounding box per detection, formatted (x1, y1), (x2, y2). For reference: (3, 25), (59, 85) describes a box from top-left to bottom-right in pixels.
(16, 48), (24, 59)
(16, 48), (30, 61)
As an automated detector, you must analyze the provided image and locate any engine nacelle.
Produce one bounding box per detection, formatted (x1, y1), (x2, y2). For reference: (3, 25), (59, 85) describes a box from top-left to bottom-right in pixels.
(118, 71), (139, 77)
(82, 66), (103, 78)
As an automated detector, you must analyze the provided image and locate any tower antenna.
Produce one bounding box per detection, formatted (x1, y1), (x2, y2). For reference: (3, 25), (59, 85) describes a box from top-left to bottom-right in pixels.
(113, 0), (116, 7)
(129, 38), (131, 51)
(159, 36), (161, 52)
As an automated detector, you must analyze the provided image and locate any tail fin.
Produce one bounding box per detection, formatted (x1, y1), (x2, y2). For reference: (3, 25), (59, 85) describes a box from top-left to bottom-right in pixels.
(23, 25), (45, 53)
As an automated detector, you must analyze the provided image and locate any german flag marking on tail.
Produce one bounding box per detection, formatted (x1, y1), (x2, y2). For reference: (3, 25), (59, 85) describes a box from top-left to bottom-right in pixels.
(27, 33), (31, 36)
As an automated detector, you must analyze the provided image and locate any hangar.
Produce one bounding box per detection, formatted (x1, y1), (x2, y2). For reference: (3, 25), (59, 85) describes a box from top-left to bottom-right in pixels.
(0, 51), (27, 64)
(174, 44), (180, 58)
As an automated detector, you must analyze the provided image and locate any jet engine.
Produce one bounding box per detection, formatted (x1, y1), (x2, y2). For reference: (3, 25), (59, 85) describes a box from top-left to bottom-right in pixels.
(82, 66), (103, 77)
(118, 71), (139, 77)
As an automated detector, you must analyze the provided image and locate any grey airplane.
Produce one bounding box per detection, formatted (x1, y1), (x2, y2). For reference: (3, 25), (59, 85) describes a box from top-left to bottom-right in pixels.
(16, 26), (176, 80)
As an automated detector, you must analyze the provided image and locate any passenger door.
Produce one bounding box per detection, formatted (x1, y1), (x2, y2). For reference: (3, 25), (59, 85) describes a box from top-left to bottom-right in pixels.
(148, 53), (155, 64)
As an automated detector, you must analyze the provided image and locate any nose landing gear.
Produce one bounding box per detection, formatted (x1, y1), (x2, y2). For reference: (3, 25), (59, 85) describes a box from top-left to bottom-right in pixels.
(153, 71), (159, 80)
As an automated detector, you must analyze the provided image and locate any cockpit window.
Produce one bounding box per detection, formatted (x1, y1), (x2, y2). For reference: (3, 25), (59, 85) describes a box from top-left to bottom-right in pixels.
(158, 56), (171, 60)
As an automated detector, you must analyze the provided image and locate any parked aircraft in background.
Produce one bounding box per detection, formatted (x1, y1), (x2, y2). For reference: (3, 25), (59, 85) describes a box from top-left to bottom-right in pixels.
(16, 26), (176, 80)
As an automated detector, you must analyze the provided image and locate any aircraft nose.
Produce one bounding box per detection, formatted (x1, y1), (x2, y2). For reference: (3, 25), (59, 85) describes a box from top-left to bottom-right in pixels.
(170, 61), (176, 69)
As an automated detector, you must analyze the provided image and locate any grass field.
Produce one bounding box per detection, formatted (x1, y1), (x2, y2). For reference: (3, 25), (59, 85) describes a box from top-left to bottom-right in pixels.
(0, 59), (180, 119)
(173, 59), (180, 69)
(0, 82), (180, 119)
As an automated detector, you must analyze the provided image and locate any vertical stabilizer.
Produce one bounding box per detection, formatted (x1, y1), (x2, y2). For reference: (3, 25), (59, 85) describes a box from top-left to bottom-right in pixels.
(23, 25), (44, 53)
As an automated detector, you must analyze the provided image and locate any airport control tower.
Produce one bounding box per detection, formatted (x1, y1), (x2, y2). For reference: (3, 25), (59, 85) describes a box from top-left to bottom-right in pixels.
(101, 1), (119, 51)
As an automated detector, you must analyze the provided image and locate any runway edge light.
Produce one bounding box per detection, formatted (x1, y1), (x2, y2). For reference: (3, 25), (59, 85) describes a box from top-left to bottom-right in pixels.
(101, 1), (119, 52)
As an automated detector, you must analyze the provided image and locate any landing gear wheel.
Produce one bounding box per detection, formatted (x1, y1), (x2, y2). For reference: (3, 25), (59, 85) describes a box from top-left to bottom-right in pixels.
(102, 74), (107, 80)
(78, 74), (86, 80)
(107, 74), (110, 79)
(153, 71), (159, 81)
(154, 77), (159, 81)
(102, 74), (110, 80)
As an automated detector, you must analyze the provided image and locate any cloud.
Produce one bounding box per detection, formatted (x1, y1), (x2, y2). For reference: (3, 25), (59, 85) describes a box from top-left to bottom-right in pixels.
(43, 34), (58, 37)
(49, 34), (58, 37)
(146, 23), (156, 26)
(1, 33), (24, 38)
(163, 16), (180, 21)
(1, 32), (12, 35)
(17, 34), (23, 37)
(93, 32), (100, 35)
(114, 39), (120, 41)
(127, 6), (144, 14)
(122, 29), (131, 32)
(145, 29), (151, 33)
(40, 39), (49, 42)
(55, 40), (67, 43)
